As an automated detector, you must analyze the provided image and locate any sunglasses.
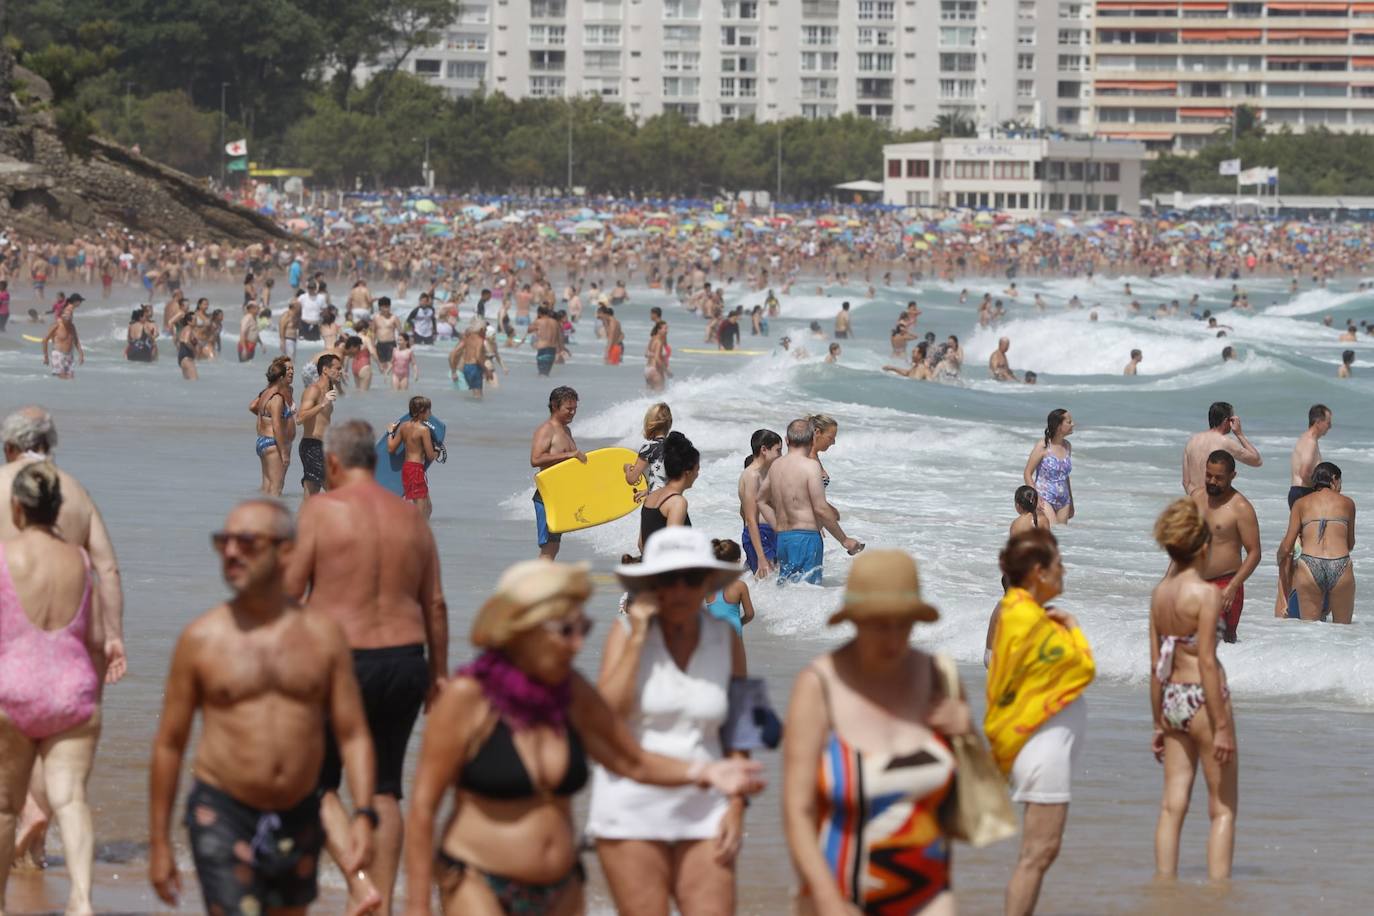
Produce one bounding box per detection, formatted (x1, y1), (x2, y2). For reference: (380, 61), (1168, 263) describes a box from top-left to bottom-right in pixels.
(543, 617), (594, 640)
(650, 569), (710, 589)
(211, 531), (289, 555)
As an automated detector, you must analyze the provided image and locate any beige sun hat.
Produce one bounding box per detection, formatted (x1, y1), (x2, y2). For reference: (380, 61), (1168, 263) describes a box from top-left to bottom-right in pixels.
(471, 560), (594, 649)
(826, 549), (940, 626)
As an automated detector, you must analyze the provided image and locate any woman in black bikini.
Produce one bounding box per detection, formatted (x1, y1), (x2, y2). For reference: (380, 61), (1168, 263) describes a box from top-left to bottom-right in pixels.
(125, 306), (157, 362)
(401, 561), (762, 916)
(1277, 461), (1356, 623)
(639, 432), (699, 551)
(174, 313), (198, 380)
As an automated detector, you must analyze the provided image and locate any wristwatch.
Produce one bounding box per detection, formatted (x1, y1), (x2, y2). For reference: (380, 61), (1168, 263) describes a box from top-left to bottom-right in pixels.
(353, 806), (379, 828)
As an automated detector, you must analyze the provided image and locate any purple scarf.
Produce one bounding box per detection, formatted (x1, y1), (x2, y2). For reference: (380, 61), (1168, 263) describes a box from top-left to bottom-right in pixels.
(458, 650), (571, 731)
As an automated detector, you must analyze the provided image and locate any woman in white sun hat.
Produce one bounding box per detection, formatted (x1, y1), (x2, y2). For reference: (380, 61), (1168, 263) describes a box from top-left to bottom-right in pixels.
(587, 527), (751, 916)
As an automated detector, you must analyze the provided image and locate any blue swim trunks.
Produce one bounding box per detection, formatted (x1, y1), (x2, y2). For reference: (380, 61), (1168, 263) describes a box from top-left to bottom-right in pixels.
(536, 347), (556, 376)
(742, 523), (778, 574)
(515, 315), (531, 327)
(462, 363), (484, 390)
(776, 530), (823, 585)
(533, 492), (561, 546)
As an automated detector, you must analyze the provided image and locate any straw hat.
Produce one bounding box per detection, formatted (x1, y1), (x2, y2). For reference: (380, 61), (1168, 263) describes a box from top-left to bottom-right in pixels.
(826, 549), (940, 626)
(614, 528), (743, 589)
(471, 560), (593, 649)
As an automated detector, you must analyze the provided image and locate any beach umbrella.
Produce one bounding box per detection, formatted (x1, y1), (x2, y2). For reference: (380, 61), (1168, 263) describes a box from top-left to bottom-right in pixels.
(703, 219), (726, 230)
(415, 199), (438, 214)
(913, 240), (929, 251)
(329, 219), (351, 231)
(973, 212), (995, 225)
(353, 212), (373, 224)
(537, 225), (558, 238)
(502, 213), (524, 224)
(924, 232), (938, 242)
(575, 221), (604, 234)
(462, 205), (489, 220)
(286, 218), (309, 232)
(424, 223), (452, 237)
(1016, 225), (1037, 237)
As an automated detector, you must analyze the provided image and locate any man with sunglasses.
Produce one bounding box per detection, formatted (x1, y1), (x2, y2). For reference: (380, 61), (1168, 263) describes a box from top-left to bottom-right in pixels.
(148, 500), (376, 915)
(286, 420), (447, 915)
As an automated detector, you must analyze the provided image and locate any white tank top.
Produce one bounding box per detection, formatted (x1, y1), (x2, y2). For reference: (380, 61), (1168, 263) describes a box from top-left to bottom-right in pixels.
(586, 610), (733, 841)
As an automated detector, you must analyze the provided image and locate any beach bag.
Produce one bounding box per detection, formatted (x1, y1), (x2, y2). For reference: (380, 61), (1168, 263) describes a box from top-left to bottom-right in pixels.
(932, 654), (1017, 848)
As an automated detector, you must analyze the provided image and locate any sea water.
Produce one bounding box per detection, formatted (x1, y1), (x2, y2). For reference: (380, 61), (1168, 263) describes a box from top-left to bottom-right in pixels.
(0, 272), (1370, 913)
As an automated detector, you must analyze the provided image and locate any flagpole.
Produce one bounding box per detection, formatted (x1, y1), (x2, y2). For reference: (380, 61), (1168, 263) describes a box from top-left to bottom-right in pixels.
(1234, 160), (1240, 220)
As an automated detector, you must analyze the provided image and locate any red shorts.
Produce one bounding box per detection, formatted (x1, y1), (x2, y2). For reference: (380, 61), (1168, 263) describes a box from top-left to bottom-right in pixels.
(606, 343), (623, 365)
(401, 461), (428, 501)
(1207, 573), (1243, 641)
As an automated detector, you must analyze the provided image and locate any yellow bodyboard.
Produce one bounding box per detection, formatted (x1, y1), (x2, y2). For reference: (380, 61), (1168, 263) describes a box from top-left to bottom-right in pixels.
(535, 447), (647, 533)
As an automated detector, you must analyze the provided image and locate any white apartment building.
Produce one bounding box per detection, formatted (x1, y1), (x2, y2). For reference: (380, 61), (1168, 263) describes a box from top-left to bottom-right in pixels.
(363, 0), (1098, 131)
(881, 137), (1148, 213)
(1092, 1), (1374, 153)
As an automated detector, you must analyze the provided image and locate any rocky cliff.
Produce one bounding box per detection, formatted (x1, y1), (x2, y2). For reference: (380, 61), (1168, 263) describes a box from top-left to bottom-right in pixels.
(0, 53), (293, 245)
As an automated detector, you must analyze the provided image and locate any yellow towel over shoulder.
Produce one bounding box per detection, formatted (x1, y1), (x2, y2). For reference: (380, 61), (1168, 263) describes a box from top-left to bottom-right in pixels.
(984, 587), (1096, 774)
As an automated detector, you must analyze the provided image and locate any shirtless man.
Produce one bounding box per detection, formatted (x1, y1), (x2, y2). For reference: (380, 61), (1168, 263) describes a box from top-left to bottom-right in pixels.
(1189, 450), (1261, 643)
(387, 397), (438, 516)
(766, 419), (862, 584)
(279, 296), (301, 358)
(149, 500), (376, 916)
(988, 337), (1015, 382)
(347, 280), (374, 324)
(449, 322), (487, 399)
(834, 302), (852, 339)
(1124, 349), (1142, 376)
(238, 303), (261, 362)
(531, 306), (560, 377)
(286, 421), (448, 915)
(297, 354), (341, 496)
(42, 303), (83, 379)
(374, 298), (400, 374)
(530, 386), (587, 560)
(738, 430), (783, 578)
(602, 307), (625, 365)
(1288, 404), (1331, 509)
(162, 290), (187, 335)
(1182, 401), (1262, 495)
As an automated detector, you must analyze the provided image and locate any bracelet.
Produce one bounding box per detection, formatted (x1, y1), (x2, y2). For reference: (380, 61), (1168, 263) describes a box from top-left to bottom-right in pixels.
(353, 806), (379, 828)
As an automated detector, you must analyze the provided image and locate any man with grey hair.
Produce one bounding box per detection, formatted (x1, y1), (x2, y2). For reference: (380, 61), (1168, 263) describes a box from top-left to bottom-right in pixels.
(285, 419), (447, 915)
(1, 406), (127, 868)
(765, 418), (863, 584)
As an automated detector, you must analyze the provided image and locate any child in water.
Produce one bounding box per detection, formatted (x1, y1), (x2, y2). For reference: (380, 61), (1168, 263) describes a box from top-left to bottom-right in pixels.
(706, 539), (755, 636)
(391, 333), (417, 390)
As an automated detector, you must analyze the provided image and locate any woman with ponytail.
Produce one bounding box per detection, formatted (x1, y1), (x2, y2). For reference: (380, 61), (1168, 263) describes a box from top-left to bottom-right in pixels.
(1023, 408), (1075, 523)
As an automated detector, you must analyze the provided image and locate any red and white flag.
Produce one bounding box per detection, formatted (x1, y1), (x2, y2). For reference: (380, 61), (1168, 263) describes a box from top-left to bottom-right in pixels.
(225, 138), (248, 156)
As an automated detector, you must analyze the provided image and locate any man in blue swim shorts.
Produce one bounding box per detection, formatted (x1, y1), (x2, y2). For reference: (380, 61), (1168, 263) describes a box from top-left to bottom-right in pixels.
(529, 386), (585, 560)
(765, 418), (864, 584)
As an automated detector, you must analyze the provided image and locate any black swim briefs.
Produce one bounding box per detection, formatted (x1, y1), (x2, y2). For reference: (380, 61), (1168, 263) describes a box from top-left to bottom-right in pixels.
(298, 437), (325, 487)
(319, 644), (428, 798)
(185, 779), (324, 913)
(376, 341), (396, 363)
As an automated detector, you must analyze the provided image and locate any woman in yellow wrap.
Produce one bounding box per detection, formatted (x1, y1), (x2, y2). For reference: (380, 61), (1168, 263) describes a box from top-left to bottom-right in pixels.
(985, 529), (1095, 916)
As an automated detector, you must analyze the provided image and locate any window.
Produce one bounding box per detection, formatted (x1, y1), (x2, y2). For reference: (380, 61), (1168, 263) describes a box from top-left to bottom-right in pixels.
(446, 32), (488, 51)
(663, 51), (700, 71)
(940, 27), (977, 47)
(858, 52), (895, 72)
(857, 0), (895, 20)
(888, 159), (902, 178)
(941, 52), (976, 72)
(529, 25), (566, 44)
(721, 77), (737, 98)
(859, 28), (895, 47)
(1058, 3), (1084, 18)
(720, 26), (758, 46)
(663, 102), (699, 122)
(801, 77), (838, 98)
(664, 0), (701, 19)
(939, 78), (977, 99)
(905, 190), (930, 206)
(721, 54), (757, 73)
(584, 24), (621, 45)
(940, 0), (976, 22)
(1018, 27), (1036, 46)
(663, 25), (700, 41)
(585, 50), (621, 69)
(802, 103), (838, 119)
(456, 4), (489, 23)
(583, 78), (620, 98)
(801, 51), (839, 71)
(1058, 29), (1088, 46)
(414, 58), (441, 76)
(856, 78), (894, 99)
(857, 103), (894, 124)
(1018, 0), (1036, 19)
(802, 0), (840, 17)
(1058, 54), (1088, 72)
(446, 60), (485, 80)
(529, 76), (565, 97)
(530, 50), (565, 71)
(1068, 194), (1082, 211)
(582, 0), (623, 18)
(993, 161), (1028, 180)
(1017, 79), (1034, 98)
(663, 76), (700, 96)
(1097, 107), (1130, 122)
(952, 160), (989, 179)
(1046, 160), (1065, 180)
(1104, 194), (1118, 212)
(529, 0), (565, 17)
(907, 159), (930, 177)
(1017, 53), (1035, 71)
(803, 25), (838, 45)
(1103, 163), (1120, 182)
(722, 0), (759, 18)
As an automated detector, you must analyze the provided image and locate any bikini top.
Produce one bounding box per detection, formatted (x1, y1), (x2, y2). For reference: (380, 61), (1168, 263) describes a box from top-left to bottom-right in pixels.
(1302, 516), (1350, 542)
(457, 717), (588, 800)
(1155, 615), (1226, 682)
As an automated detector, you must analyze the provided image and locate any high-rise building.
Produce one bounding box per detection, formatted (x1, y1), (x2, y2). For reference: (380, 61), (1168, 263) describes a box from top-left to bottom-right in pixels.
(362, 0), (1095, 132)
(1092, 1), (1374, 154)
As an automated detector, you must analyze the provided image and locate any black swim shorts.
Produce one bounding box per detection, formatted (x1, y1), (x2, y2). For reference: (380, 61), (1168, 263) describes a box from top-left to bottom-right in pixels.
(299, 321), (321, 342)
(298, 437), (325, 487)
(185, 780), (324, 914)
(319, 644), (428, 798)
(376, 341), (396, 363)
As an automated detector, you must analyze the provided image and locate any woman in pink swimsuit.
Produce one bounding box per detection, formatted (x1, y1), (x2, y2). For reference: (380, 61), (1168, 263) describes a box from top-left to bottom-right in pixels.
(0, 462), (103, 915)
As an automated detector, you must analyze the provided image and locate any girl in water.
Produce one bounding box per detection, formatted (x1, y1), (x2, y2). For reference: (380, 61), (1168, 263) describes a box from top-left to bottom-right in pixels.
(391, 333), (417, 390)
(1010, 484), (1055, 535)
(1024, 408), (1075, 523)
(1149, 499), (1238, 881)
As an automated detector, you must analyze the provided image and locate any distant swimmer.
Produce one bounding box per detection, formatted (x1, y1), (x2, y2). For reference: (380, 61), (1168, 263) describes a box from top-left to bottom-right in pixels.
(149, 500), (377, 915)
(602, 307), (624, 364)
(1182, 401), (1260, 495)
(766, 419), (862, 584)
(41, 302), (83, 380)
(1023, 371), (1038, 385)
(1024, 409), (1075, 523)
(884, 342), (932, 380)
(1011, 485), (1055, 535)
(297, 354), (341, 496)
(530, 386), (586, 560)
(1277, 462), (1355, 624)
(1221, 346), (1235, 362)
(532, 306), (560, 376)
(825, 342), (841, 363)
(1124, 349), (1142, 376)
(388, 397), (438, 519)
(1189, 450), (1261, 643)
(739, 429), (782, 578)
(238, 302), (261, 362)
(1288, 404), (1331, 508)
(989, 337), (1015, 382)
(834, 301), (852, 339)
(1339, 349), (1354, 378)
